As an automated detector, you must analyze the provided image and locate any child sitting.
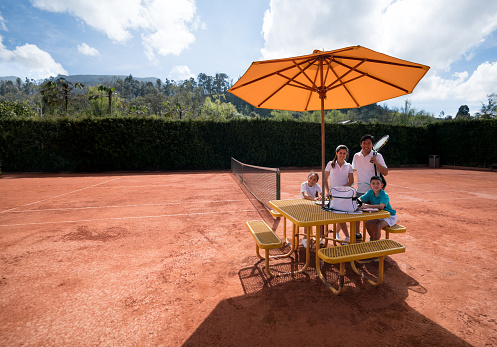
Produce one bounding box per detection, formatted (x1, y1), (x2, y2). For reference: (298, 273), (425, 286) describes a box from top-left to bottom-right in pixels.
(300, 171), (322, 200)
(300, 172), (322, 248)
(359, 175), (397, 241)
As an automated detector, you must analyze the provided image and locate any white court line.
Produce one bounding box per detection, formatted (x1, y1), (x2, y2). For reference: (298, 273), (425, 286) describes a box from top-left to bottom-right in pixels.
(0, 209), (258, 227)
(5, 199), (250, 213)
(0, 177), (122, 214)
(94, 185), (181, 188)
(388, 184), (497, 193)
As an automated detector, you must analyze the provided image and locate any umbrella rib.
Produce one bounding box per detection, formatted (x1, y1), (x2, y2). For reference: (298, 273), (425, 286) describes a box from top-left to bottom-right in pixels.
(229, 63), (305, 91)
(293, 58), (320, 89)
(230, 56), (321, 92)
(331, 59), (410, 93)
(258, 73), (312, 108)
(326, 60), (365, 89)
(326, 59), (361, 107)
(304, 62), (321, 111)
(277, 73), (314, 91)
(331, 54), (428, 70)
(258, 59), (319, 108)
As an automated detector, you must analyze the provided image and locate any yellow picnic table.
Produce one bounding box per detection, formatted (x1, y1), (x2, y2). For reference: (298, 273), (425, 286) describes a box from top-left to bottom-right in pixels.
(268, 199), (391, 273)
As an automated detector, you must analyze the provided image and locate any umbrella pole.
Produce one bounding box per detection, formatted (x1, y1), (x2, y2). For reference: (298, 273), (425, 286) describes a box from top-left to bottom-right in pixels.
(321, 99), (325, 206)
(319, 57), (326, 207)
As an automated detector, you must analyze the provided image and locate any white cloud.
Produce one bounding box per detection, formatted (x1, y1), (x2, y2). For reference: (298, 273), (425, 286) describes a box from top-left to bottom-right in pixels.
(77, 43), (99, 56)
(168, 65), (194, 81)
(0, 34), (67, 79)
(0, 13), (8, 32)
(411, 61), (497, 105)
(261, 0), (497, 113)
(32, 0), (202, 60)
(262, 0), (497, 69)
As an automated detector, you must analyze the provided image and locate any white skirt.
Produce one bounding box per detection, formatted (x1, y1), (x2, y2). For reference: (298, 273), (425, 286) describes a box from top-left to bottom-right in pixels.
(381, 214), (398, 227)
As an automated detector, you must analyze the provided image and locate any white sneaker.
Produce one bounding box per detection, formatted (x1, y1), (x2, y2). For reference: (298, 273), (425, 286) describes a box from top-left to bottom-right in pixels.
(302, 238), (307, 248)
(335, 233), (340, 240)
(344, 237), (350, 243)
(320, 238), (326, 246)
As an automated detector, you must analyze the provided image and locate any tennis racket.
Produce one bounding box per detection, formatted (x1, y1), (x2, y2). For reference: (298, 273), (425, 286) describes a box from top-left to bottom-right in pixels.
(373, 135), (389, 154)
(372, 135), (389, 189)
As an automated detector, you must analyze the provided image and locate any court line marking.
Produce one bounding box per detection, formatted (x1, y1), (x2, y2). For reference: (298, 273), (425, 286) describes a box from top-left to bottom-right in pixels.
(0, 209), (258, 227)
(4, 200), (251, 213)
(0, 177), (123, 214)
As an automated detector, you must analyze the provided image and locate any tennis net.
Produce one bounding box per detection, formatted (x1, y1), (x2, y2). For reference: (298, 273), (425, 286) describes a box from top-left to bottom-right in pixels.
(231, 157), (280, 209)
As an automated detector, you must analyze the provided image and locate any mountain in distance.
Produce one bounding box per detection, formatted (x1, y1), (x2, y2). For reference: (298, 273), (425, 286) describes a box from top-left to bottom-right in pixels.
(0, 76), (22, 83)
(0, 74), (162, 85)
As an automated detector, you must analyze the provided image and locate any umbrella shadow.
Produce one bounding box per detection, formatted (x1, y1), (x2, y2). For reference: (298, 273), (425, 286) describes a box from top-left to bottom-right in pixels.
(183, 256), (467, 346)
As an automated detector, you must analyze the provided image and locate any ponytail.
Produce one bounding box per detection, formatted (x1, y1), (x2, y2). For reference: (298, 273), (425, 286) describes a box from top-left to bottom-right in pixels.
(331, 154), (338, 169)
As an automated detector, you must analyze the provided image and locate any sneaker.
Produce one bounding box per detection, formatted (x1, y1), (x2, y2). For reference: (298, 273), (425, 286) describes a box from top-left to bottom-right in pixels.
(343, 237), (350, 244)
(320, 238), (326, 246)
(335, 233), (340, 240)
(302, 238), (307, 248)
(356, 233), (362, 240)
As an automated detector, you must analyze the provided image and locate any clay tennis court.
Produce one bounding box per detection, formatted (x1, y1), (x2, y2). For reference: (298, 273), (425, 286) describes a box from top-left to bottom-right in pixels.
(1, 168), (496, 346)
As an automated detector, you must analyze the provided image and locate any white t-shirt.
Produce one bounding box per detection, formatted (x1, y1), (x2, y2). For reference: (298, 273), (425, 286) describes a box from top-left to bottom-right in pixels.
(300, 181), (322, 199)
(325, 161), (353, 189)
(351, 151), (387, 193)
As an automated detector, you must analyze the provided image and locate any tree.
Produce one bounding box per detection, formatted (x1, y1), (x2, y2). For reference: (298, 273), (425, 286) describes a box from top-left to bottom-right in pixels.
(0, 100), (37, 118)
(201, 96), (240, 119)
(455, 105), (471, 119)
(121, 75), (140, 100)
(213, 73), (229, 94)
(475, 94), (496, 119)
(41, 77), (84, 115)
(89, 85), (116, 116)
(270, 110), (295, 121)
(197, 73), (213, 95)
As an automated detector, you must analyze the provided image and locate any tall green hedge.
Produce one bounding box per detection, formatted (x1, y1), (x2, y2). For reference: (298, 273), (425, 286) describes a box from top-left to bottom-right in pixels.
(0, 118), (495, 172)
(427, 120), (497, 167)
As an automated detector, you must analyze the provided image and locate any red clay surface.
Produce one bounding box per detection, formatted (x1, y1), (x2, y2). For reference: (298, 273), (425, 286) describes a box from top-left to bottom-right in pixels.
(0, 168), (496, 346)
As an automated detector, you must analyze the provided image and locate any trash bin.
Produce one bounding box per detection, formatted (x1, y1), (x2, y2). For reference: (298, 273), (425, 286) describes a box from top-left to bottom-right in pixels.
(429, 155), (440, 168)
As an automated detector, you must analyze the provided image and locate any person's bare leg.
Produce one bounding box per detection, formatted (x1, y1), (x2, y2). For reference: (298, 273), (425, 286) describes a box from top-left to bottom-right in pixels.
(339, 223), (349, 238)
(373, 220), (389, 241)
(366, 219), (379, 240)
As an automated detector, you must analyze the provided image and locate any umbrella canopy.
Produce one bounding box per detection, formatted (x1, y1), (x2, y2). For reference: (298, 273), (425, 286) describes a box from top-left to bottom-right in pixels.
(228, 45), (429, 202)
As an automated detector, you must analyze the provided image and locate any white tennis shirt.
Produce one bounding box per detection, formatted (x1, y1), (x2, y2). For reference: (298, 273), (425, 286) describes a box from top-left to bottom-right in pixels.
(300, 181), (322, 199)
(351, 151), (387, 193)
(325, 161), (353, 189)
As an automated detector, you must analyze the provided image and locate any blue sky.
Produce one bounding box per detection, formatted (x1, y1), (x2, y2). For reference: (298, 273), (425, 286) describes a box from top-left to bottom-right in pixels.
(1, 0), (497, 117)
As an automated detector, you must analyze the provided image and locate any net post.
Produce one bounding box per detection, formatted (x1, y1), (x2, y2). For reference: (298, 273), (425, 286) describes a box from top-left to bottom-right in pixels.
(276, 169), (281, 200)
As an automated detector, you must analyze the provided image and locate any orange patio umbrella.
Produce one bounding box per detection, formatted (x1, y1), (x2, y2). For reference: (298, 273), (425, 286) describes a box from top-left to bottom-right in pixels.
(228, 45), (430, 204)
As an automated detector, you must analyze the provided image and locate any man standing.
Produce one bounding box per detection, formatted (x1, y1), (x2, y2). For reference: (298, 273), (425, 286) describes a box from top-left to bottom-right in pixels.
(352, 134), (389, 239)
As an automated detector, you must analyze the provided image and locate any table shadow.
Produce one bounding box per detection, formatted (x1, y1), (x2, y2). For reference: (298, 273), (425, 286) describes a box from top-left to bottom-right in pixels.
(183, 256), (466, 346)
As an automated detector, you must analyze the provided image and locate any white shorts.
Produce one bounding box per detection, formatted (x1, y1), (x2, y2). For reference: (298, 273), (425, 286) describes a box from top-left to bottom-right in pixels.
(381, 214), (398, 227)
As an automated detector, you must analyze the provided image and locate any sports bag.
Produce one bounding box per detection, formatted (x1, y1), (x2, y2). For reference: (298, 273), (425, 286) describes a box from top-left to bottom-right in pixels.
(326, 186), (359, 212)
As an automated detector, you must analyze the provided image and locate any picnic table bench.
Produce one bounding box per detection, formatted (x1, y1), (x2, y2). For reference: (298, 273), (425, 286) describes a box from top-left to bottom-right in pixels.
(317, 239), (405, 295)
(246, 220), (283, 277)
(384, 223), (407, 239)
